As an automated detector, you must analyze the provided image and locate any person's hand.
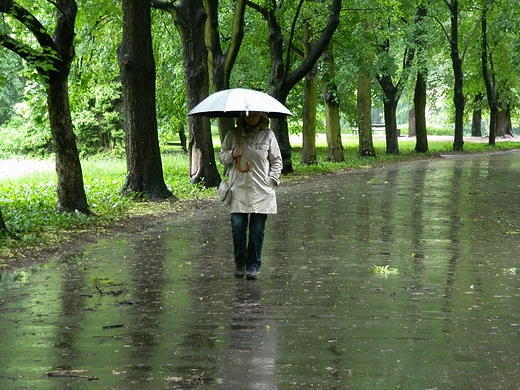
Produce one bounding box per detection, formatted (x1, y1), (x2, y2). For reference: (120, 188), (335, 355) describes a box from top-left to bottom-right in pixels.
(233, 146), (243, 157)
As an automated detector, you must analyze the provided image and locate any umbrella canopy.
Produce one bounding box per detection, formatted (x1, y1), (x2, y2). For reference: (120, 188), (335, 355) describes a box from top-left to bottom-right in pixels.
(188, 88), (292, 118)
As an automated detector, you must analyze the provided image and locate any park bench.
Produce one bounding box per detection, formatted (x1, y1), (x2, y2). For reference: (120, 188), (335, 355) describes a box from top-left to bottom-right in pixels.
(352, 123), (401, 137)
(371, 123), (386, 133)
(166, 129), (187, 151)
(166, 141), (184, 147)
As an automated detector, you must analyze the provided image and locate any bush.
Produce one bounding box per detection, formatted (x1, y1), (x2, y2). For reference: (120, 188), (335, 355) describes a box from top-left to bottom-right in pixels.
(72, 83), (124, 156)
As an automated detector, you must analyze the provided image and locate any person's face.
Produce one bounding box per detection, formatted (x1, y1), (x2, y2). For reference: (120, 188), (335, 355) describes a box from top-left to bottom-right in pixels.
(244, 113), (261, 126)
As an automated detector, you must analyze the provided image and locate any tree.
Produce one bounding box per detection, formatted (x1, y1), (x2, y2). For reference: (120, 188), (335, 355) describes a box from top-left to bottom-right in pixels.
(151, 10), (188, 148)
(374, 3), (418, 155)
(479, 0), (516, 142)
(414, 71), (428, 152)
(342, 7), (376, 157)
(470, 93), (484, 137)
(69, 1), (125, 156)
(204, 0), (247, 143)
(118, 0), (173, 198)
(0, 0), (89, 213)
(435, 0), (478, 151)
(413, 4), (428, 153)
(496, 107), (513, 137)
(0, 50), (23, 126)
(249, 0), (342, 173)
(322, 42), (344, 162)
(481, 2), (497, 146)
(301, 64), (318, 165)
(153, 0), (220, 187)
(301, 20), (318, 165)
(357, 70), (375, 157)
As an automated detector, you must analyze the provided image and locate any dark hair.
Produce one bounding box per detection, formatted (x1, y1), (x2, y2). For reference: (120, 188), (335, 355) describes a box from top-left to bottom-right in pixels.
(237, 112), (269, 130)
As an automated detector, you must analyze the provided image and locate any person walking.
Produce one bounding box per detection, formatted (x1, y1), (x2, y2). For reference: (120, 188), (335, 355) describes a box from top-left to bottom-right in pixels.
(219, 111), (283, 280)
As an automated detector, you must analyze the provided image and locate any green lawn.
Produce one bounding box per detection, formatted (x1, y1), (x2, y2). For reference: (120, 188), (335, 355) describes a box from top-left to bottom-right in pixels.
(1, 135), (519, 266)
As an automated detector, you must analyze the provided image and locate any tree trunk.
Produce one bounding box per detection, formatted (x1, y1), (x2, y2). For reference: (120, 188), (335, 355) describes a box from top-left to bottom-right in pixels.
(322, 42), (343, 162)
(471, 110), (482, 137)
(481, 7), (497, 146)
(265, 8), (293, 174)
(301, 21), (317, 165)
(118, 0), (172, 198)
(378, 74), (400, 155)
(301, 66), (318, 165)
(269, 109), (293, 173)
(172, 1), (219, 187)
(447, 0), (465, 151)
(324, 93), (343, 162)
(153, 0), (220, 187)
(411, 5), (428, 153)
(471, 93), (483, 137)
(408, 108), (416, 137)
(488, 104), (497, 145)
(496, 106), (513, 137)
(0, 207), (7, 233)
(382, 98), (399, 155)
(49, 0), (89, 213)
(414, 71), (429, 153)
(357, 71), (375, 157)
(48, 71), (90, 212)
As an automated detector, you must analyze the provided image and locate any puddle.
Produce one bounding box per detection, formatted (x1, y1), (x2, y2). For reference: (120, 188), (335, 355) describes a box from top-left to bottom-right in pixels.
(1, 151), (520, 389)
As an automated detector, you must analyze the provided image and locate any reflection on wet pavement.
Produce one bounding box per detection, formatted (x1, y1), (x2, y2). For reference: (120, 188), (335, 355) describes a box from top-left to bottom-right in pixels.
(1, 150), (520, 389)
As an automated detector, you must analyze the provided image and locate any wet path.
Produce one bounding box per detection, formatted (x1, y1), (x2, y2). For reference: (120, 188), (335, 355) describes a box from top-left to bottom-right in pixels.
(2, 151), (520, 389)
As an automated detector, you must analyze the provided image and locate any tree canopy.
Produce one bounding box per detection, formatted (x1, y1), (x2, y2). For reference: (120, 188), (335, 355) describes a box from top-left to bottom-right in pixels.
(1, 0), (520, 201)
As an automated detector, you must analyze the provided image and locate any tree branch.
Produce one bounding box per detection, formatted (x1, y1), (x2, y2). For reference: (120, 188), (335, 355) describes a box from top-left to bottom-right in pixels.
(245, 0), (266, 17)
(0, 0), (14, 12)
(151, 0), (176, 11)
(461, 16), (480, 62)
(0, 33), (41, 60)
(284, 0), (342, 90)
(46, 0), (74, 32)
(431, 14), (450, 43)
(285, 0), (304, 77)
(223, 0), (246, 80)
(2, 3), (57, 53)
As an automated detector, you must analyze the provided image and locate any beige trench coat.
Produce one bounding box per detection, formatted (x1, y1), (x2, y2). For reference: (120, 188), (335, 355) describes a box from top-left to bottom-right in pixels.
(219, 126), (282, 214)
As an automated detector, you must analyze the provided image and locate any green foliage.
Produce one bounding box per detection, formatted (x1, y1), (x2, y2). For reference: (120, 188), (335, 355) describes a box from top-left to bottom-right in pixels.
(68, 1), (124, 156)
(0, 181), (85, 244)
(1, 139), (520, 261)
(0, 157), (132, 257)
(371, 265), (398, 275)
(0, 49), (24, 125)
(230, 5), (270, 90)
(426, 126), (454, 136)
(0, 80), (51, 157)
(162, 153), (208, 198)
(152, 12), (187, 145)
(72, 83), (124, 156)
(92, 277), (117, 286)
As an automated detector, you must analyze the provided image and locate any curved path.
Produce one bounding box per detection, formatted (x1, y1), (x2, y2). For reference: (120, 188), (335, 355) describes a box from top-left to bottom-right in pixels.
(1, 150), (520, 389)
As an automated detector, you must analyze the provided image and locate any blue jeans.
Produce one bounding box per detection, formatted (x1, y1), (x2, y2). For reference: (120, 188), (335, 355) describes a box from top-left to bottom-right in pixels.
(231, 213), (267, 271)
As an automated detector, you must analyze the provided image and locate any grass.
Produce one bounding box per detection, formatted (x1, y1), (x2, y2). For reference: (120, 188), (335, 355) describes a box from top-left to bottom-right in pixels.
(1, 135), (519, 266)
(371, 265), (399, 275)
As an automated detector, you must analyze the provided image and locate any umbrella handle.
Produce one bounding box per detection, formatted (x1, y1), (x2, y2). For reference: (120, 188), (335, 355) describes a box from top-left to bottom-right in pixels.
(236, 156), (251, 173)
(235, 126), (250, 172)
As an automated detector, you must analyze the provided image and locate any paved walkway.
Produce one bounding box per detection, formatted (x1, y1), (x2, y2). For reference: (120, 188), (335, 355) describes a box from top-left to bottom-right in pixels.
(1, 150), (520, 389)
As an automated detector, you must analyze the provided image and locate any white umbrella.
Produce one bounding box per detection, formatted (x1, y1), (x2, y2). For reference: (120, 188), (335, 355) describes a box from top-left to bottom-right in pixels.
(188, 88), (292, 118)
